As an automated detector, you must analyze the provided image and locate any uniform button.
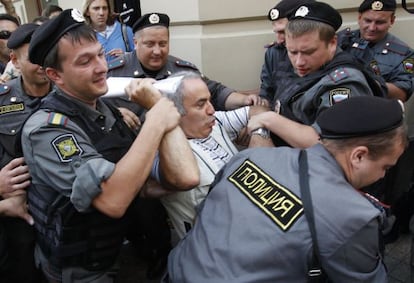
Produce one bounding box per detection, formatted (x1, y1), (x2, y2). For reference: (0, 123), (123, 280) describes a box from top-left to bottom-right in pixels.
(167, 70), (171, 75)
(10, 129), (15, 134)
(101, 127), (105, 130)
(73, 161), (81, 168)
(10, 97), (16, 103)
(99, 116), (104, 120)
(133, 70), (139, 76)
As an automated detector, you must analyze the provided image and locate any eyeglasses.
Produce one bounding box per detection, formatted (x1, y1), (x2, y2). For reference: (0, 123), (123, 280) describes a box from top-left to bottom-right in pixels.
(0, 30), (12, 40)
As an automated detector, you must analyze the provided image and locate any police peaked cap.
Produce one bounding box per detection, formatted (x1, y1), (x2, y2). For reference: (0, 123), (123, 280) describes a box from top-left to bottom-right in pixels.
(317, 96), (403, 139)
(290, 1), (343, 31)
(268, 0), (316, 21)
(29, 9), (86, 66)
(7, 23), (39, 49)
(132, 13), (170, 33)
(358, 0), (397, 13)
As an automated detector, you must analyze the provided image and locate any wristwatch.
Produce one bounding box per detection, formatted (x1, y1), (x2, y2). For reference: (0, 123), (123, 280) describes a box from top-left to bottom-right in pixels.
(250, 127), (270, 139)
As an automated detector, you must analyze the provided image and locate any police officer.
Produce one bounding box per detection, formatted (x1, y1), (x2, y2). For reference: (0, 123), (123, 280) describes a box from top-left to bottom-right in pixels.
(250, 1), (386, 149)
(107, 12), (263, 112)
(23, 9), (198, 282)
(0, 23), (51, 283)
(337, 0), (414, 102)
(259, 0), (315, 103)
(166, 95), (407, 283)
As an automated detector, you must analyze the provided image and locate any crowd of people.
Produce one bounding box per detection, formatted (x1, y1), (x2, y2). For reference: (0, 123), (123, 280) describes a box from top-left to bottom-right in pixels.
(0, 0), (413, 282)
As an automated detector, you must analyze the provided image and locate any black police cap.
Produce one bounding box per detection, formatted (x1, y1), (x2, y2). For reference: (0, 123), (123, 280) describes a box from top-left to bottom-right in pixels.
(132, 13), (170, 33)
(7, 23), (39, 49)
(317, 96), (403, 139)
(290, 1), (343, 31)
(29, 9), (85, 66)
(0, 13), (19, 26)
(268, 0), (315, 21)
(358, 0), (396, 13)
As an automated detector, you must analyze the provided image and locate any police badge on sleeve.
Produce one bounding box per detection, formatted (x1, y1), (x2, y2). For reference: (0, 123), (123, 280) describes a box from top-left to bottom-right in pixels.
(329, 88), (350, 105)
(52, 134), (84, 162)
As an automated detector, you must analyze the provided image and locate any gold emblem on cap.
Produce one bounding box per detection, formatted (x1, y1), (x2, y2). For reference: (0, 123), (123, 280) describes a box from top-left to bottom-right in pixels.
(270, 9), (280, 21)
(295, 6), (310, 18)
(71, 9), (85, 22)
(149, 13), (160, 24)
(371, 1), (384, 11)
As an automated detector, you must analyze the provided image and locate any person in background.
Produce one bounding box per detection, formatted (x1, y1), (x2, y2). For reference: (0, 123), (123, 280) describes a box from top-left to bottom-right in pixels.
(337, 0), (414, 102)
(41, 4), (63, 19)
(0, 14), (18, 75)
(23, 9), (199, 282)
(0, 22), (50, 283)
(107, 12), (266, 129)
(250, 1), (385, 149)
(83, 0), (135, 62)
(259, 0), (315, 103)
(166, 95), (407, 283)
(114, 0), (141, 27)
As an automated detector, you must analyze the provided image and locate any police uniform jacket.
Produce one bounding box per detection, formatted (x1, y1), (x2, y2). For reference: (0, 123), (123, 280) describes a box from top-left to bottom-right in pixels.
(0, 77), (43, 168)
(259, 42), (293, 103)
(161, 109), (245, 240)
(337, 29), (414, 98)
(167, 144), (387, 283)
(21, 89), (135, 277)
(107, 52), (235, 111)
(273, 50), (382, 126)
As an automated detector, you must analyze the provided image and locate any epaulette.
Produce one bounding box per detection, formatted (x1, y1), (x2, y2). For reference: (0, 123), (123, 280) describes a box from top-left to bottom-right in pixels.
(107, 56), (126, 71)
(0, 84), (11, 96)
(47, 112), (68, 127)
(264, 41), (276, 48)
(328, 67), (349, 83)
(175, 59), (198, 71)
(383, 41), (410, 56)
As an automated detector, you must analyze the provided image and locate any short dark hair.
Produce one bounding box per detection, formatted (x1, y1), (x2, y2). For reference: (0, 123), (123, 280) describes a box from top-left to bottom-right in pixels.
(41, 4), (63, 18)
(286, 19), (336, 44)
(43, 24), (97, 71)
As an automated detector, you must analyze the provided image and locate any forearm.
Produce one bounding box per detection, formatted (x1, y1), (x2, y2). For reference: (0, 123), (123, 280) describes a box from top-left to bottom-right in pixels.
(159, 127), (199, 190)
(96, 121), (165, 218)
(386, 82), (408, 102)
(264, 112), (319, 148)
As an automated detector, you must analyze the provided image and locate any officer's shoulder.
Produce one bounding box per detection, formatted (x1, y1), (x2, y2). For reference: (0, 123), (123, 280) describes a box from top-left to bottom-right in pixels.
(44, 111), (70, 127)
(383, 35), (411, 56)
(169, 56), (199, 71)
(0, 84), (12, 97)
(327, 67), (353, 83)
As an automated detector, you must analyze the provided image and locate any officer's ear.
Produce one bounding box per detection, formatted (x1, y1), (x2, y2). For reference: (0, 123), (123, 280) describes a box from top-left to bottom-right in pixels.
(45, 67), (62, 84)
(350, 146), (369, 168)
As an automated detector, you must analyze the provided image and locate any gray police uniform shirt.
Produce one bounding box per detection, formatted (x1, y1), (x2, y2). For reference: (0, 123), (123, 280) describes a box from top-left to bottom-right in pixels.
(107, 52), (235, 111)
(338, 29), (414, 98)
(0, 77), (43, 168)
(167, 145), (387, 283)
(21, 89), (116, 212)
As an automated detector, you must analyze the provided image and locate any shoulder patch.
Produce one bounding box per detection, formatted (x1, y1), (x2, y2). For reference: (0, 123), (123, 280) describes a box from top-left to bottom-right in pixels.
(228, 159), (303, 232)
(0, 84), (11, 96)
(403, 58), (414, 73)
(107, 56), (126, 71)
(175, 59), (198, 71)
(52, 133), (83, 163)
(329, 88), (350, 106)
(329, 67), (349, 83)
(369, 60), (381, 75)
(47, 112), (68, 127)
(383, 41), (409, 56)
